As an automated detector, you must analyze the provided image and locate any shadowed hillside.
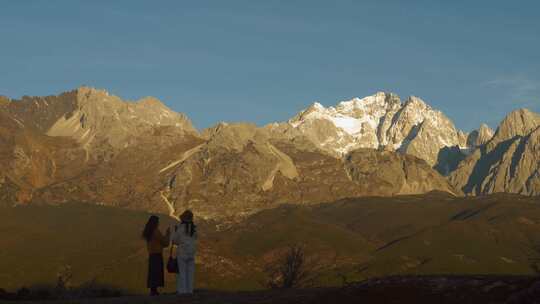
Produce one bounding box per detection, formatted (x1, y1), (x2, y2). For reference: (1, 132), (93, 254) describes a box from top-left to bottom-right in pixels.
(2, 192), (540, 296)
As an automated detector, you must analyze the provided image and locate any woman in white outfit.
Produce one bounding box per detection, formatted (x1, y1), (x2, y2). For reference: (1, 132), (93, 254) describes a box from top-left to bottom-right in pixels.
(171, 210), (198, 295)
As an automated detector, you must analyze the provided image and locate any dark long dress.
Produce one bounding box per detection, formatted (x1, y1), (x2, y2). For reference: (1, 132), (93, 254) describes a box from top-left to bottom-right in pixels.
(147, 253), (164, 288)
(146, 229), (169, 289)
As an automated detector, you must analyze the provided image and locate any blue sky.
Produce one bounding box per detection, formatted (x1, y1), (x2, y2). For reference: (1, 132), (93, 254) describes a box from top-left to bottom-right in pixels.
(1, 1), (539, 131)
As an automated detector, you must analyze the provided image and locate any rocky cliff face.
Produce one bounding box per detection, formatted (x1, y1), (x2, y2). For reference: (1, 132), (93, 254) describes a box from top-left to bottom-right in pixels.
(280, 92), (470, 168)
(467, 124), (494, 148)
(449, 109), (540, 195)
(1, 87), (538, 219)
(344, 149), (458, 196)
(3, 87), (196, 162)
(0, 107), (88, 204)
(155, 122), (458, 218)
(0, 88), (461, 218)
(0, 88), (198, 209)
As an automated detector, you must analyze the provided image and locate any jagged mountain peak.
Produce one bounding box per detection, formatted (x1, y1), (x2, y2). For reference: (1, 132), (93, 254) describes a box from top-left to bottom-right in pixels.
(293, 102), (327, 120)
(467, 123), (494, 148)
(285, 92), (467, 167)
(290, 92), (401, 131)
(135, 96), (168, 108)
(2, 87), (197, 160)
(8, 86), (168, 111)
(499, 108), (540, 128)
(488, 108), (540, 149)
(4, 86), (540, 219)
(499, 108), (539, 125)
(75, 87), (169, 109)
(479, 123), (493, 132)
(76, 85), (110, 96)
(404, 95), (428, 107)
(334, 92), (400, 111)
(204, 122), (257, 137)
(295, 92), (400, 117)
(202, 122), (268, 151)
(0, 95), (11, 104)
(478, 123), (494, 140)
(450, 108), (540, 196)
(311, 101), (326, 110)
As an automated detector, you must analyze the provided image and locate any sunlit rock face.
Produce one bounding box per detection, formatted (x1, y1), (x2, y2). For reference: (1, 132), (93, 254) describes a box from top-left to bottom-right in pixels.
(1, 87), (538, 218)
(450, 109), (540, 195)
(281, 92), (470, 167)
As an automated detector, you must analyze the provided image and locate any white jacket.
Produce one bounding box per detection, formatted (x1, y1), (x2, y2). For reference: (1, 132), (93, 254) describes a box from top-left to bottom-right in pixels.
(171, 223), (198, 259)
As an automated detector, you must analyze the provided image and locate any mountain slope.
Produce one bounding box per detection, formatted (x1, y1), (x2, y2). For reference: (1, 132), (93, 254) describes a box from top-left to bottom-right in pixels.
(2, 87), (538, 217)
(467, 124), (494, 148)
(279, 92), (470, 167)
(2, 87), (197, 162)
(449, 109), (540, 195)
(0, 88), (200, 211)
(1, 88), (459, 218)
(158, 122), (458, 219)
(0, 107), (88, 205)
(2, 194), (540, 292)
(344, 149), (458, 196)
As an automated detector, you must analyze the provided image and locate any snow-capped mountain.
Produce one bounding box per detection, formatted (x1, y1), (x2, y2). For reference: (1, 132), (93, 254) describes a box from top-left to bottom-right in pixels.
(2, 86), (538, 219)
(0, 88), (463, 217)
(284, 92), (470, 166)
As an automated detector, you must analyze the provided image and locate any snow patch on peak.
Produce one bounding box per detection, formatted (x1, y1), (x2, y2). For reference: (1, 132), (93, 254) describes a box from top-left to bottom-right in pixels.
(287, 92), (469, 161)
(312, 102), (325, 111)
(336, 92), (397, 113)
(328, 115), (364, 135)
(288, 93), (405, 151)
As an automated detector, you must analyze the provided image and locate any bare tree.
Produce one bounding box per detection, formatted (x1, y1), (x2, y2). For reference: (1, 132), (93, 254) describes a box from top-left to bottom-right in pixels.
(55, 265), (73, 295)
(528, 238), (540, 275)
(263, 244), (320, 289)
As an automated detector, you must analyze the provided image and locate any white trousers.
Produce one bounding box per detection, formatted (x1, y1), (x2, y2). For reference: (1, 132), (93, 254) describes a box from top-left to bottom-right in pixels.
(176, 257), (195, 294)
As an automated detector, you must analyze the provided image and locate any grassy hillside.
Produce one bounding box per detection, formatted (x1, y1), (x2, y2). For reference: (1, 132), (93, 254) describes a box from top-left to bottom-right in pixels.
(208, 192), (540, 286)
(0, 204), (179, 293)
(1, 193), (540, 294)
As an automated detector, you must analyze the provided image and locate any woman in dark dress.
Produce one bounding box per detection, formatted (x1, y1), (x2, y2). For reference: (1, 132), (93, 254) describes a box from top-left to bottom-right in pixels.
(142, 215), (171, 296)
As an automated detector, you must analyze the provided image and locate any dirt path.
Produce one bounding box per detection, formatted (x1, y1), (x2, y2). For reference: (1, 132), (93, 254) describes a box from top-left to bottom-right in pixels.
(2, 289), (329, 304)
(3, 276), (539, 304)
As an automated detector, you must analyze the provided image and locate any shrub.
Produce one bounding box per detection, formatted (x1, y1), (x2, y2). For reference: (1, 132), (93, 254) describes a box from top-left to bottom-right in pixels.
(55, 264), (73, 297)
(263, 244), (321, 289)
(526, 237), (540, 274)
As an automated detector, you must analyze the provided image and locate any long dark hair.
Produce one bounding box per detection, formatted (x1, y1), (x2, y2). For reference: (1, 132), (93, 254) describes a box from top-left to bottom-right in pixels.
(180, 210), (196, 237)
(142, 215), (159, 242)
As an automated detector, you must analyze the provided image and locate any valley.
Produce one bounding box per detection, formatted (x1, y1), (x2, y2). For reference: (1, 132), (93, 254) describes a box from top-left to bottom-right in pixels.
(1, 87), (540, 302)
(1, 193), (539, 294)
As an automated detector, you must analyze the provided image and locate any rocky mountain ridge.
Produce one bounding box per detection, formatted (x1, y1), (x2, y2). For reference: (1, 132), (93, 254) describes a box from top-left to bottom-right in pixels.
(449, 109), (540, 195)
(467, 124), (494, 148)
(2, 87), (196, 161)
(279, 92), (471, 167)
(0, 87), (537, 218)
